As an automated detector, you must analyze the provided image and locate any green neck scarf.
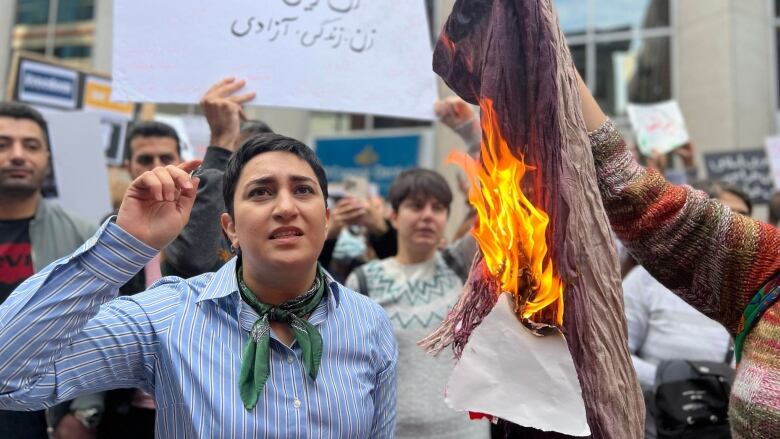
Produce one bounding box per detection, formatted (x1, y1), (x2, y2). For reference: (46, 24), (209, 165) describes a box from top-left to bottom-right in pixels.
(236, 265), (326, 410)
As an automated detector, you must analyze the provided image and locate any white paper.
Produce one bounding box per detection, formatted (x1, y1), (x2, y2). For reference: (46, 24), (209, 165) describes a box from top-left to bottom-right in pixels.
(112, 0), (437, 120)
(38, 110), (112, 225)
(445, 294), (591, 437)
(180, 115), (213, 160)
(154, 114), (196, 161)
(765, 136), (780, 190)
(627, 100), (690, 156)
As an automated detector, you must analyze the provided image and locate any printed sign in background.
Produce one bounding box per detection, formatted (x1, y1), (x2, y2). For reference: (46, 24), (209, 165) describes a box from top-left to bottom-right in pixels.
(112, 0), (437, 119)
(313, 132), (432, 197)
(82, 75), (135, 116)
(704, 150), (773, 203)
(82, 75), (135, 165)
(15, 58), (80, 110)
(7, 53), (138, 166)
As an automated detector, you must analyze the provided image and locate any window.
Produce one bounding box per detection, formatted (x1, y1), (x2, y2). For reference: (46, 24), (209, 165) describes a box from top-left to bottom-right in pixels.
(557, 0), (673, 117)
(555, 0), (587, 37)
(16, 0), (49, 25)
(16, 0), (94, 25)
(54, 44), (91, 59)
(57, 0), (95, 23)
(592, 0), (670, 33)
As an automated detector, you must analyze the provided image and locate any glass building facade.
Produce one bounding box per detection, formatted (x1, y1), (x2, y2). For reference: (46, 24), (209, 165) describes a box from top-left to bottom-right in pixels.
(13, 0), (96, 64)
(556, 0), (673, 116)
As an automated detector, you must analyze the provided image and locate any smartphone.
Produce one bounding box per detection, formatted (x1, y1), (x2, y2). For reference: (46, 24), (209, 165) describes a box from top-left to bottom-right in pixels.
(342, 175), (370, 201)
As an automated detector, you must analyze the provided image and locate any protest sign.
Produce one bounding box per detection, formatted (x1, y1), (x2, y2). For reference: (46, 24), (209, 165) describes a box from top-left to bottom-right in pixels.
(83, 74), (135, 116)
(627, 100), (690, 156)
(313, 130), (432, 197)
(179, 115), (213, 160)
(9, 56), (80, 110)
(39, 110), (112, 224)
(8, 52), (138, 166)
(154, 114), (214, 161)
(704, 150), (773, 203)
(82, 75), (135, 165)
(112, 0), (437, 120)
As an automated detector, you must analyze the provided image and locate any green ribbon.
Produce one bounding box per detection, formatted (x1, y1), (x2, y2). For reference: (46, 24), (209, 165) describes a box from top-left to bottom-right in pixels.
(237, 265), (326, 410)
(735, 273), (780, 363)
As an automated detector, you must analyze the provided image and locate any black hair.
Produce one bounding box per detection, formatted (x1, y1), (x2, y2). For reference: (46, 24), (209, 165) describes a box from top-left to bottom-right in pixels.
(0, 101), (50, 149)
(240, 119), (273, 136)
(222, 133), (328, 217)
(123, 120), (182, 161)
(388, 168), (453, 212)
(691, 179), (753, 216)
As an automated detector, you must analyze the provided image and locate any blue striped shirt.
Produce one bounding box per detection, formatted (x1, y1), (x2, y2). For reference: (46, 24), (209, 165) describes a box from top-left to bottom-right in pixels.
(0, 221), (398, 438)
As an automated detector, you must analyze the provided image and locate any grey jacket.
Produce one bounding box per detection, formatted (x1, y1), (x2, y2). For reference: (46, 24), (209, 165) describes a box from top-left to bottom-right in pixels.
(27, 199), (104, 428)
(30, 198), (97, 271)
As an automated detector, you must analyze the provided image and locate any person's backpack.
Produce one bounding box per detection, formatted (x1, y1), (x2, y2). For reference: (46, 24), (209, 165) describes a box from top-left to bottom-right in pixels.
(652, 354), (735, 439)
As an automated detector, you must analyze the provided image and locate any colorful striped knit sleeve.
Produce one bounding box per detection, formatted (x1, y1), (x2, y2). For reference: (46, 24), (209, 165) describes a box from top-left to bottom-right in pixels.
(589, 119), (780, 335)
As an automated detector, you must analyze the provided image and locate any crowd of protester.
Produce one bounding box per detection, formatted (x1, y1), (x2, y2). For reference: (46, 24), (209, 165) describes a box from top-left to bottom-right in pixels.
(0, 55), (779, 439)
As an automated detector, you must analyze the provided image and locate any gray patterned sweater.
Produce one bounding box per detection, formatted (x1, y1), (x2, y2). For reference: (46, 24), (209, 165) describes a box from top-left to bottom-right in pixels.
(346, 239), (489, 439)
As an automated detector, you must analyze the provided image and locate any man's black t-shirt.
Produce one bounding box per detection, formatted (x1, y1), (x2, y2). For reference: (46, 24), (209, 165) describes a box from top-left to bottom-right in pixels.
(0, 218), (56, 439)
(0, 219), (34, 305)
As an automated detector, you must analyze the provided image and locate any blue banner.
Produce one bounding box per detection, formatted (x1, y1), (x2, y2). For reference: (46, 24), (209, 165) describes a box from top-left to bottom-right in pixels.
(314, 134), (421, 197)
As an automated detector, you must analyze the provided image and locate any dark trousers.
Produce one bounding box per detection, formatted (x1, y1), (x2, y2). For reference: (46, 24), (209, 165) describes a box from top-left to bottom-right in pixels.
(0, 409), (48, 439)
(491, 421), (585, 438)
(98, 403), (155, 439)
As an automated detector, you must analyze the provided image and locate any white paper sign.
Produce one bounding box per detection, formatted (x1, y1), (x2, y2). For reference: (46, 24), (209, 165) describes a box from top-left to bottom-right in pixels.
(154, 114), (213, 161)
(39, 110), (112, 225)
(445, 294), (591, 437)
(627, 100), (690, 156)
(765, 136), (780, 190)
(112, 0), (437, 120)
(153, 114), (195, 161)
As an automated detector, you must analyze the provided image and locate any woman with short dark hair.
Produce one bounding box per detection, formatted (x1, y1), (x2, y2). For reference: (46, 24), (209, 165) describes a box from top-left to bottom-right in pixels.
(0, 133), (398, 438)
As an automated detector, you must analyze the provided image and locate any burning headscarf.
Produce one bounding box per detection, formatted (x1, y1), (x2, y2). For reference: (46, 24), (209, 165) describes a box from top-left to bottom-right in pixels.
(420, 1), (644, 437)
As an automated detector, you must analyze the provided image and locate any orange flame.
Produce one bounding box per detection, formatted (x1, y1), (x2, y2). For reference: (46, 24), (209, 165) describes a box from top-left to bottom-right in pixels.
(448, 98), (564, 326)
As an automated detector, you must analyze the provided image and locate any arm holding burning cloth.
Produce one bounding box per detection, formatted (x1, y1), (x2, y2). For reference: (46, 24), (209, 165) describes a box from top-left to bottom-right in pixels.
(581, 75), (780, 438)
(419, 0), (644, 437)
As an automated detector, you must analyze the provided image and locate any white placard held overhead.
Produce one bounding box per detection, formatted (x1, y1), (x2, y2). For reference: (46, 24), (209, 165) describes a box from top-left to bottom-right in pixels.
(112, 0), (437, 120)
(627, 101), (690, 156)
